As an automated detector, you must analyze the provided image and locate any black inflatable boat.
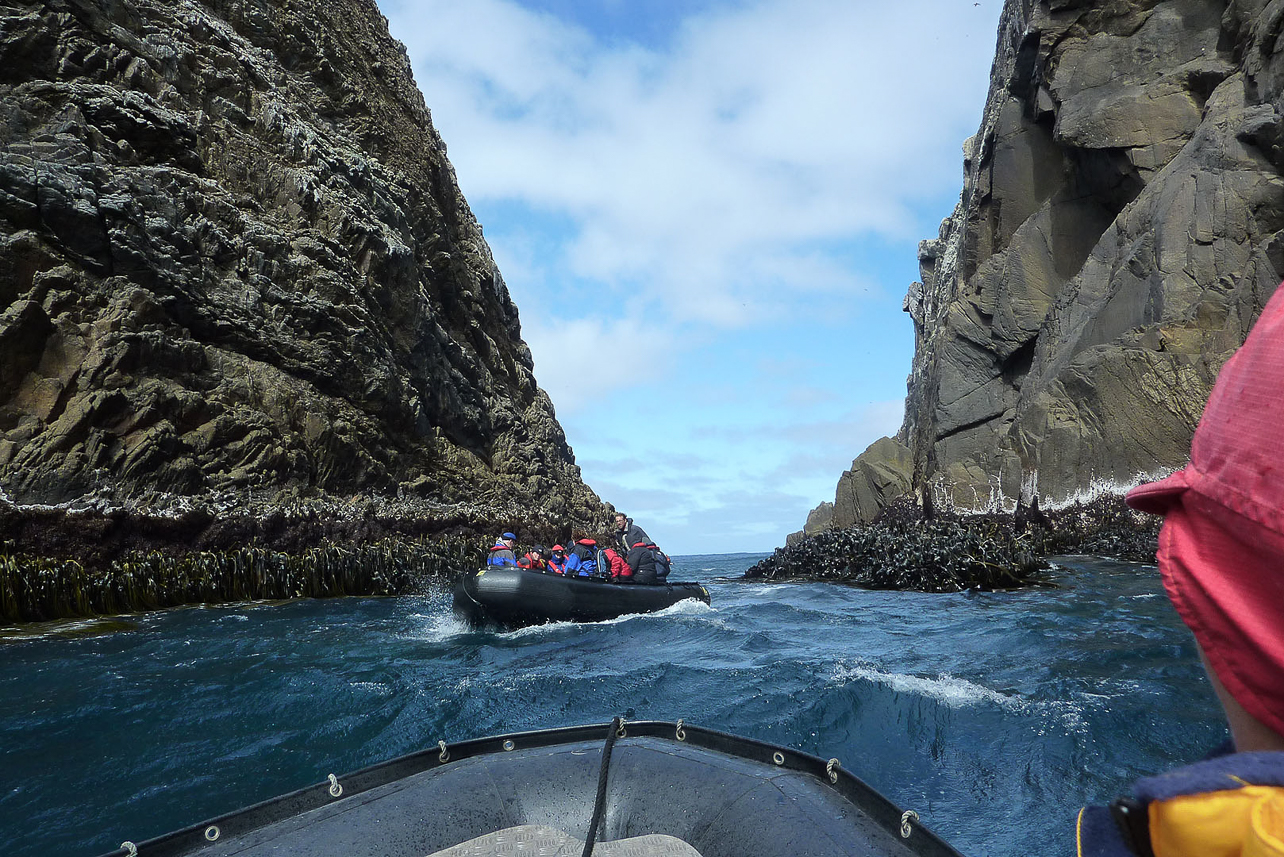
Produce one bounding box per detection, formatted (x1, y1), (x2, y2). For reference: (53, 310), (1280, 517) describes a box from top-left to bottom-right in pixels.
(452, 567), (711, 628)
(99, 720), (962, 857)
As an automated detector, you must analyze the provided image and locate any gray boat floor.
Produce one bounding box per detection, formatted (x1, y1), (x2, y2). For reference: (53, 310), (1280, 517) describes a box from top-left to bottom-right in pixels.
(428, 825), (704, 857)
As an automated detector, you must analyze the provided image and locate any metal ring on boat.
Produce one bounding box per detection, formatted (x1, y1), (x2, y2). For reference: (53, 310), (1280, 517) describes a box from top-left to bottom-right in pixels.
(826, 758), (840, 783)
(503, 740), (515, 751)
(900, 810), (919, 838)
(438, 740), (449, 762)
(121, 843), (138, 857)
(675, 719), (686, 741)
(204, 826), (220, 842)
(773, 751), (785, 766)
(328, 774), (343, 797)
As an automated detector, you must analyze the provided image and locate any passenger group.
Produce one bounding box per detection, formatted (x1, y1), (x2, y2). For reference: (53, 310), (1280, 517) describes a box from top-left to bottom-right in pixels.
(485, 513), (671, 584)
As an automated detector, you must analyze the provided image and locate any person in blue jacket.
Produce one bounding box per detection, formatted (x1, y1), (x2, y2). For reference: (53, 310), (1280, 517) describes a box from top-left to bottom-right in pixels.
(1077, 285), (1284, 855)
(562, 537), (598, 577)
(487, 532), (519, 566)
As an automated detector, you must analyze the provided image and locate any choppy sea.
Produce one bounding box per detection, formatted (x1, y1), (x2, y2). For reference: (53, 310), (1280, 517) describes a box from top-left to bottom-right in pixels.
(0, 553), (1222, 857)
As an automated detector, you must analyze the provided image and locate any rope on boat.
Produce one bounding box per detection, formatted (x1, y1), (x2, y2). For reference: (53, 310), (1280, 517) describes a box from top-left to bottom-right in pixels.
(438, 740), (450, 762)
(900, 810), (919, 838)
(674, 719), (685, 741)
(582, 717), (623, 857)
(826, 758), (840, 783)
(328, 774), (342, 797)
(120, 842), (137, 857)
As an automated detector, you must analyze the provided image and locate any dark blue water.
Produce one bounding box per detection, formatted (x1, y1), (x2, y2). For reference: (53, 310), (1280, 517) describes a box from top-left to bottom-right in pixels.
(0, 554), (1223, 857)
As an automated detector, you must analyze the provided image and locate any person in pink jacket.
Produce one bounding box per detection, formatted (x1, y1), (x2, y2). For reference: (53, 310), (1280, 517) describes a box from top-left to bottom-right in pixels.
(1078, 285), (1284, 855)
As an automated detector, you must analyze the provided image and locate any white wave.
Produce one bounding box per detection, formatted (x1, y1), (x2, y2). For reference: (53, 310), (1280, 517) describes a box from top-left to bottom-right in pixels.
(832, 662), (1018, 709)
(404, 611), (472, 642)
(494, 597), (719, 637)
(501, 620), (575, 638)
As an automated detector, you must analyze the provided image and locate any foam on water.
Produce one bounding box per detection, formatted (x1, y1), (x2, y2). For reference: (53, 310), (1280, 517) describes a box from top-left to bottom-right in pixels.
(405, 611), (472, 642)
(831, 661), (1019, 709)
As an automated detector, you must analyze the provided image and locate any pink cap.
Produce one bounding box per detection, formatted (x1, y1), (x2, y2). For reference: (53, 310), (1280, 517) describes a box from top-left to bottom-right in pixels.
(1125, 283), (1284, 736)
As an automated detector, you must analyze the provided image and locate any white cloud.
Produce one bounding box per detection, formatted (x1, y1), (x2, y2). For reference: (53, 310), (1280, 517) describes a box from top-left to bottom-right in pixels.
(383, 0), (1000, 328)
(379, 0), (1004, 551)
(522, 315), (678, 411)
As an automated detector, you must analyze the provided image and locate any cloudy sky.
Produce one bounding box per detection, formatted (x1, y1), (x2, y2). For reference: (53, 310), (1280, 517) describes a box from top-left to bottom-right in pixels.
(380, 0), (1005, 555)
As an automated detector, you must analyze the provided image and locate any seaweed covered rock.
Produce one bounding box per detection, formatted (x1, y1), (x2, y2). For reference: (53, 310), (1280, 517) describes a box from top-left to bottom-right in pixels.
(1033, 495), (1162, 564)
(747, 502), (1045, 592)
(750, 494), (1160, 590)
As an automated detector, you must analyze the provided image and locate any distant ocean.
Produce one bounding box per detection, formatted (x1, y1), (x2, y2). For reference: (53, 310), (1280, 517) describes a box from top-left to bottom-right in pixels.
(0, 553), (1221, 857)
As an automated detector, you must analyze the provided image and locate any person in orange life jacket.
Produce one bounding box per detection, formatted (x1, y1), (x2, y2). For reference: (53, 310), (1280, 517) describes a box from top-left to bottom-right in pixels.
(487, 532), (518, 566)
(599, 547), (631, 582)
(1077, 283), (1284, 856)
(563, 537), (599, 577)
(518, 545), (548, 571)
(546, 545), (567, 575)
(613, 512), (650, 555)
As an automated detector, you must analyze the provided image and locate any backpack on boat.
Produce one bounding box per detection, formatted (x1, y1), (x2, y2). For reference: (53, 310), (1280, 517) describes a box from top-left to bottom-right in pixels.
(649, 545), (671, 581)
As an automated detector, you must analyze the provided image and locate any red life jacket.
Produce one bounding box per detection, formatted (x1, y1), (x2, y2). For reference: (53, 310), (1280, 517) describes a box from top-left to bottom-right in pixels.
(601, 548), (631, 579)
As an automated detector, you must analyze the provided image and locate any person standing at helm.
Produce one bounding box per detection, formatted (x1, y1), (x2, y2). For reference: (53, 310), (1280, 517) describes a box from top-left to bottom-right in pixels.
(613, 512), (649, 554)
(1077, 284), (1284, 855)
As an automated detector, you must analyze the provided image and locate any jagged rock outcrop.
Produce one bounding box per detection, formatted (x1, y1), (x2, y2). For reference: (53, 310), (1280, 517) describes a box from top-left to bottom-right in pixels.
(0, 0), (608, 544)
(807, 0), (1284, 529)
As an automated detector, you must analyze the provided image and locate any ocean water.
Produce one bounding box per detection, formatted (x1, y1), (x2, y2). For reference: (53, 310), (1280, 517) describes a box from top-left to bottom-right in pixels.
(0, 553), (1223, 857)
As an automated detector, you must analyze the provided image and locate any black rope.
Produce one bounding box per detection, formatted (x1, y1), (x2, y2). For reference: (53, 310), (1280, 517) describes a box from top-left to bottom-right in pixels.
(581, 717), (621, 857)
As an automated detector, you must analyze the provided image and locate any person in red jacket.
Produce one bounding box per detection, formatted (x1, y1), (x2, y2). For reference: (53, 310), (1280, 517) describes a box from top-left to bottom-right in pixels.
(599, 547), (631, 582)
(1077, 285), (1284, 855)
(517, 545), (548, 571)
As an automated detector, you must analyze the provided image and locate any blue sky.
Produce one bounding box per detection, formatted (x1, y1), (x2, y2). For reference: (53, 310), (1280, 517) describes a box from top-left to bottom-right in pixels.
(379, 0), (1006, 554)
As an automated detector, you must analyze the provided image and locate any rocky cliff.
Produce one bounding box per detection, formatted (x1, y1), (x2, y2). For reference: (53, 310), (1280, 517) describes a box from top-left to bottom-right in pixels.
(0, 0), (608, 554)
(811, 0), (1284, 531)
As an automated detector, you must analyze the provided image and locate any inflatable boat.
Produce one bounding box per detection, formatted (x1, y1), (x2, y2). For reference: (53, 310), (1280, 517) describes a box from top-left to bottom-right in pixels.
(100, 719), (962, 857)
(452, 567), (711, 628)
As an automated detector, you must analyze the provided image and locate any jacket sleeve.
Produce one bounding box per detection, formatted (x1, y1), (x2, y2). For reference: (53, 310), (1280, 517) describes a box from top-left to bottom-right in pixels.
(1076, 805), (1136, 857)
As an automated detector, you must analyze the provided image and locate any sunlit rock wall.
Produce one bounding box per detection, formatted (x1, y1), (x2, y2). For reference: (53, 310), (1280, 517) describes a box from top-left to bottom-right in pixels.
(0, 0), (608, 534)
(810, 0), (1284, 530)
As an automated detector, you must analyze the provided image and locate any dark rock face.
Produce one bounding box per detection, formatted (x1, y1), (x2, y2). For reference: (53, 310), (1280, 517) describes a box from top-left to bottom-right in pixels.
(809, 0), (1284, 528)
(0, 0), (607, 536)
